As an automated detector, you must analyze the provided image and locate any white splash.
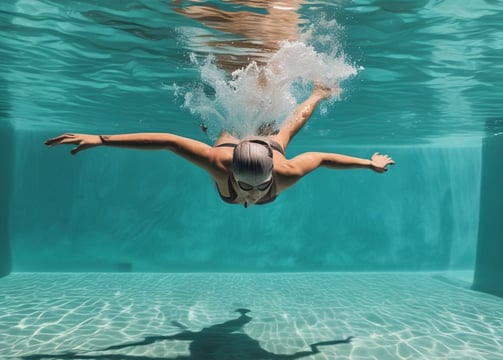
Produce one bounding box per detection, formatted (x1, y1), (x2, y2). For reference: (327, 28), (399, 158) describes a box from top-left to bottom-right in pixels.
(179, 24), (359, 140)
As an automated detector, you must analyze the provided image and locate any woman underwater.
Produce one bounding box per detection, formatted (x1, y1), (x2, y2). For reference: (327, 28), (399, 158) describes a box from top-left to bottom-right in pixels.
(46, 2), (394, 208)
(45, 83), (394, 208)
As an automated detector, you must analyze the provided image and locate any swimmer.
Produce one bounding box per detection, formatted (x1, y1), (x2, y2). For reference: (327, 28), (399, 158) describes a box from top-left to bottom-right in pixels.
(45, 83), (394, 208)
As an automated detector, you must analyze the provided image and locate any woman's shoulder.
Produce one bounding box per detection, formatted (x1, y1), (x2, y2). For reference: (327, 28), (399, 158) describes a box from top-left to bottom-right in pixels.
(210, 144), (234, 165)
(274, 157), (301, 176)
(273, 159), (304, 192)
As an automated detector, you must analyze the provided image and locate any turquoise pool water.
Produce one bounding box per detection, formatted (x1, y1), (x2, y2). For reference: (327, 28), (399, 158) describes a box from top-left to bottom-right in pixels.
(1, 0), (502, 359)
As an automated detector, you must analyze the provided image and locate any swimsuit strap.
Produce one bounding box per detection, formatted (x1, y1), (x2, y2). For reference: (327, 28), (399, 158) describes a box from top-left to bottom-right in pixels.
(215, 143), (238, 148)
(268, 140), (285, 156)
(215, 140), (285, 155)
(216, 176), (238, 203)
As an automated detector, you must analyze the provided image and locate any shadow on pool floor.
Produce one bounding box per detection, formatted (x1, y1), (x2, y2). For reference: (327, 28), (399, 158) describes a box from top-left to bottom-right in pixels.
(21, 308), (353, 360)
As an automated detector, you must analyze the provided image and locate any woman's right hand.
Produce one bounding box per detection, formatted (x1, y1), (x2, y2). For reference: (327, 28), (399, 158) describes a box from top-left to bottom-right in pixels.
(45, 133), (102, 155)
(313, 82), (340, 100)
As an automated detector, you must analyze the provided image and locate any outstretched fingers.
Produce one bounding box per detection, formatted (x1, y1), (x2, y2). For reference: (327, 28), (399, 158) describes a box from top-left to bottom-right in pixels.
(44, 133), (77, 146)
(313, 82), (340, 99)
(371, 152), (395, 172)
(70, 145), (83, 156)
(44, 133), (95, 155)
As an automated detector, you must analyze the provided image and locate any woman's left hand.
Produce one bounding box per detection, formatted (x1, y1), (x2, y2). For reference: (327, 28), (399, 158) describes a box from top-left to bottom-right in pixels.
(370, 152), (395, 173)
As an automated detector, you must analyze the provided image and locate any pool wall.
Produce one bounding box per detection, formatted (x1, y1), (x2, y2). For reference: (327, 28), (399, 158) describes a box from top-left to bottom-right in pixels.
(473, 133), (503, 297)
(9, 130), (481, 273)
(0, 122), (13, 278)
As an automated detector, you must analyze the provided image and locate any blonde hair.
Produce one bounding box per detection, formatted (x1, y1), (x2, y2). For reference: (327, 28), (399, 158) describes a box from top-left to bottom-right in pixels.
(232, 139), (273, 181)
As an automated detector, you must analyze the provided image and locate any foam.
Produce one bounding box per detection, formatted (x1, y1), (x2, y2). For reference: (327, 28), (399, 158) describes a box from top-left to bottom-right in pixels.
(178, 23), (358, 141)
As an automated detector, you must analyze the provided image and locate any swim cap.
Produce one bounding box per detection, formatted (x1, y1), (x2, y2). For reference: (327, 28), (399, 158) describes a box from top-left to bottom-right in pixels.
(232, 138), (273, 183)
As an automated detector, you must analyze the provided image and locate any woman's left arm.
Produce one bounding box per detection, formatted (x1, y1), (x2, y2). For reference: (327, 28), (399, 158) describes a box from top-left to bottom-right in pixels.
(284, 151), (395, 181)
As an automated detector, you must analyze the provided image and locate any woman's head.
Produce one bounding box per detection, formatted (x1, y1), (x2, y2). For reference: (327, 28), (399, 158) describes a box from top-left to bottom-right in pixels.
(232, 138), (274, 189)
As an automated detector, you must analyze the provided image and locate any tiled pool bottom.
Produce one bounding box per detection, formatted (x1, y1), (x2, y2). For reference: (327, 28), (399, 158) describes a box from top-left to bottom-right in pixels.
(0, 273), (501, 360)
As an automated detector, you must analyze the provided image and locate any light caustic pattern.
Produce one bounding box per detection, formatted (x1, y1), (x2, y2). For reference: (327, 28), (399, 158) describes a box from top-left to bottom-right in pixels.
(0, 273), (502, 360)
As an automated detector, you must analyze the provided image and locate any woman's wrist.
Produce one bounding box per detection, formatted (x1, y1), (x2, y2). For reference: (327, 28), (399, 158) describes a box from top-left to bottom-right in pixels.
(98, 135), (108, 145)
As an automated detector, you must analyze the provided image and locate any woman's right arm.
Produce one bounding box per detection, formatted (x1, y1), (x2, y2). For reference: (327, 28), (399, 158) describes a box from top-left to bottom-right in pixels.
(273, 83), (339, 150)
(45, 132), (217, 173)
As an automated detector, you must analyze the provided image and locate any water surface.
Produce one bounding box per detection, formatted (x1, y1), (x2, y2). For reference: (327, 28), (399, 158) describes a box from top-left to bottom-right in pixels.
(1, 0), (501, 144)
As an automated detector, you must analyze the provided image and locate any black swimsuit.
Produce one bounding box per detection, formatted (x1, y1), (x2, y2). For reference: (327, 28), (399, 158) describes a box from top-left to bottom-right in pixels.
(215, 140), (285, 207)
(215, 140), (285, 154)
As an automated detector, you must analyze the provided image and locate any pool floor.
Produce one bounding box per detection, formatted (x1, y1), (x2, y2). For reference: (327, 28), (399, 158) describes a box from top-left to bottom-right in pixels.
(0, 272), (501, 359)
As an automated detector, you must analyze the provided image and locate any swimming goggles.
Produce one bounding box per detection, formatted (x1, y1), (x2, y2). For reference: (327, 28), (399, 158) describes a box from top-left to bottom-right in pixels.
(237, 178), (273, 192)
